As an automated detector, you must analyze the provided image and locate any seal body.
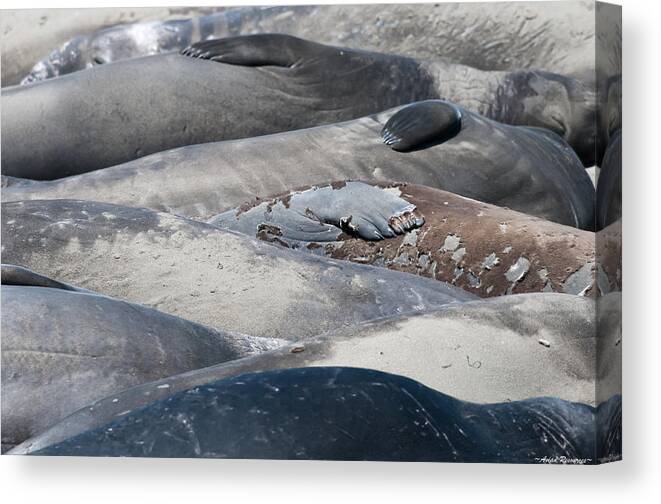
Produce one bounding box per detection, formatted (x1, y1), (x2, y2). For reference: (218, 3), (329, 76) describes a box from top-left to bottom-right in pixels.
(1, 6), (227, 86)
(210, 181), (599, 296)
(1, 277), (281, 452)
(10, 293), (623, 455)
(1, 199), (475, 340)
(20, 3), (599, 83)
(3, 102), (595, 229)
(2, 34), (595, 180)
(24, 367), (621, 463)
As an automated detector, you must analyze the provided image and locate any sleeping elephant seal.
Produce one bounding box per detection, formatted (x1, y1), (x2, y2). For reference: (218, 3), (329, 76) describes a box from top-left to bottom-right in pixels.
(0, 265), (283, 452)
(1, 199), (475, 340)
(10, 293), (622, 455)
(21, 367), (621, 464)
(21, 2), (597, 83)
(209, 181), (598, 297)
(0, 7), (230, 86)
(1, 34), (595, 180)
(2, 101), (595, 229)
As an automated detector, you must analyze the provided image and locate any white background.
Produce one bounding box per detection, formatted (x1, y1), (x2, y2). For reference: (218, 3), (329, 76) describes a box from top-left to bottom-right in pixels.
(1, 0), (658, 502)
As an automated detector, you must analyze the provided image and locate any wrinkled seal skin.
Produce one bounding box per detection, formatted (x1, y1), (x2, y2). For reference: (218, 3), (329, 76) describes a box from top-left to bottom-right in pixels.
(24, 367), (621, 464)
(2, 34), (595, 180)
(20, 2), (597, 82)
(1, 199), (475, 341)
(0, 276), (282, 452)
(210, 181), (599, 297)
(2, 101), (595, 229)
(10, 293), (621, 455)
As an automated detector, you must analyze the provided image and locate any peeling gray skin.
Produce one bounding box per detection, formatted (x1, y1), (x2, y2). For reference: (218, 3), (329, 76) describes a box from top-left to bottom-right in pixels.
(2, 32), (596, 180)
(482, 253), (500, 270)
(1, 199), (475, 341)
(564, 262), (596, 296)
(209, 181), (424, 241)
(1, 282), (283, 452)
(26, 368), (621, 464)
(3, 102), (595, 230)
(10, 293), (617, 456)
(18, 2), (598, 83)
(506, 257), (531, 283)
(441, 234), (461, 252)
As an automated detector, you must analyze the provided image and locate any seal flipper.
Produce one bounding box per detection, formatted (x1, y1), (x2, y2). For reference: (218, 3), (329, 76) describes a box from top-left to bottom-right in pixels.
(208, 181), (424, 243)
(1, 264), (80, 291)
(180, 34), (321, 68)
(381, 100), (462, 152)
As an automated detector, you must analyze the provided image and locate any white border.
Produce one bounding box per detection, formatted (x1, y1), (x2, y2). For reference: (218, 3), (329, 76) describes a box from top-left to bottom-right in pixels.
(2, 1), (659, 503)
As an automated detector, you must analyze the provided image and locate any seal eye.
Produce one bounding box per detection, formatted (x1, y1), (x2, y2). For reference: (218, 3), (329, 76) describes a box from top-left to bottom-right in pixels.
(92, 56), (106, 65)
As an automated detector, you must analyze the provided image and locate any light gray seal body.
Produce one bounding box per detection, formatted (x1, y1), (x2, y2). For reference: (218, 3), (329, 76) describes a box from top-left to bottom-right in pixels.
(1, 199), (475, 340)
(20, 3), (598, 83)
(2, 34), (595, 180)
(9, 293), (623, 455)
(3, 101), (595, 229)
(1, 267), (282, 452)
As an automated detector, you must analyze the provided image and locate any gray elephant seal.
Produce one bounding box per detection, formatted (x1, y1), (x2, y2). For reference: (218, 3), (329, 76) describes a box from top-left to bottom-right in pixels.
(1, 266), (283, 452)
(3, 101), (594, 229)
(0, 6), (227, 86)
(17, 367), (622, 464)
(10, 293), (622, 456)
(1, 199), (475, 340)
(209, 181), (599, 296)
(21, 2), (598, 83)
(2, 34), (595, 180)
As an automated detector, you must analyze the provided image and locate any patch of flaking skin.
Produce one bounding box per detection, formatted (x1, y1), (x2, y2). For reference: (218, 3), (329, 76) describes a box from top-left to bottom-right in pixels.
(563, 262), (595, 296)
(451, 247), (466, 263)
(441, 234), (461, 252)
(481, 253), (500, 270)
(505, 257), (530, 294)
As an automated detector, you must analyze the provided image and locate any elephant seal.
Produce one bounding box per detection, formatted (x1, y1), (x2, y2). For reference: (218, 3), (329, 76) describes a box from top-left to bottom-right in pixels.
(2, 34), (595, 180)
(0, 6), (227, 86)
(1, 199), (475, 340)
(22, 367), (621, 464)
(1, 267), (283, 452)
(10, 293), (622, 455)
(21, 2), (597, 83)
(209, 181), (598, 296)
(2, 101), (595, 229)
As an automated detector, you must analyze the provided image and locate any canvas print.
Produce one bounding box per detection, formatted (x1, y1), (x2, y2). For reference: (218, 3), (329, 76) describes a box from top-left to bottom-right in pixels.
(0, 1), (622, 464)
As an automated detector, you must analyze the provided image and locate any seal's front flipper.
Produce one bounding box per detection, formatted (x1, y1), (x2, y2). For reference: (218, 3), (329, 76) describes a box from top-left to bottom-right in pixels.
(1, 264), (80, 291)
(381, 100), (462, 152)
(180, 34), (322, 68)
(207, 181), (424, 243)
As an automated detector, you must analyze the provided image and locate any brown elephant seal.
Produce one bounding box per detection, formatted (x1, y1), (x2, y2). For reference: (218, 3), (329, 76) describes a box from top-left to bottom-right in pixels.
(209, 181), (598, 297)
